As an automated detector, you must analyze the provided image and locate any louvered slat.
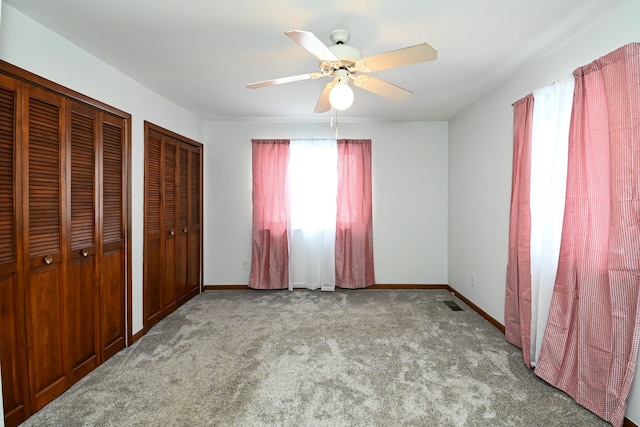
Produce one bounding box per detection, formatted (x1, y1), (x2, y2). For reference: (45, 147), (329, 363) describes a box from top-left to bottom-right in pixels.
(103, 121), (123, 244)
(190, 150), (200, 226)
(0, 87), (15, 264)
(147, 131), (161, 233)
(28, 98), (61, 257)
(164, 141), (176, 229)
(70, 111), (95, 249)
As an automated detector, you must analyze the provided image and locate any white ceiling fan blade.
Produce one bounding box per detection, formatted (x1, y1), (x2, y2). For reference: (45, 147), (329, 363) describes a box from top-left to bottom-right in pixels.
(314, 82), (334, 113)
(358, 43), (437, 72)
(285, 30), (338, 63)
(247, 73), (324, 89)
(353, 75), (412, 103)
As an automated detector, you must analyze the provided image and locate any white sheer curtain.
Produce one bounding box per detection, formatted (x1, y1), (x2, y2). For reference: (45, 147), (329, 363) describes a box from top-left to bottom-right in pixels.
(529, 76), (574, 365)
(288, 139), (337, 291)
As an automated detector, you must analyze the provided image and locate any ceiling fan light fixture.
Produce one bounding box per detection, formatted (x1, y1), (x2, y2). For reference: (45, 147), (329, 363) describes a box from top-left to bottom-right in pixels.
(329, 81), (354, 111)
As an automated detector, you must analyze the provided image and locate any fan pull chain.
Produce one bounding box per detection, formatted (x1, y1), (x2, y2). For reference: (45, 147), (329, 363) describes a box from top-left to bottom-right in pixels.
(330, 109), (339, 138)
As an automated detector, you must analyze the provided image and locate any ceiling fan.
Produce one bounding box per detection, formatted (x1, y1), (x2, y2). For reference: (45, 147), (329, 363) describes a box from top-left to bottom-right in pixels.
(246, 29), (437, 113)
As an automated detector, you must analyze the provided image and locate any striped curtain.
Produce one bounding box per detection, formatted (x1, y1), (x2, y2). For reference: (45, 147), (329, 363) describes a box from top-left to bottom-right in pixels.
(534, 43), (640, 427)
(249, 140), (290, 289)
(335, 139), (375, 288)
(504, 94), (534, 368)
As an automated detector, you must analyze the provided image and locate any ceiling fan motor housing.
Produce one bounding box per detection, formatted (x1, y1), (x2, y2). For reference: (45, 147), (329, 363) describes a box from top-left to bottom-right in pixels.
(327, 29), (362, 67)
(328, 44), (362, 65)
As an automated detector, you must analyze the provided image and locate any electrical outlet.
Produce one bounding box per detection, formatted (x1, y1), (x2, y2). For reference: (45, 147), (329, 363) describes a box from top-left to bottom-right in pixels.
(471, 273), (476, 287)
(242, 261), (249, 270)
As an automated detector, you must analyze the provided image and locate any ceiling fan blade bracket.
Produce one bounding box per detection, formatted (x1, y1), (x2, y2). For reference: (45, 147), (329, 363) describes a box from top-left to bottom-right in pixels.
(309, 72), (328, 80)
(352, 74), (370, 88)
(353, 60), (372, 73)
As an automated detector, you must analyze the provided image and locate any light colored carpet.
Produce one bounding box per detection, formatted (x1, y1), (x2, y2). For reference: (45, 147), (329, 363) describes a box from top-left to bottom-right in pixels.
(21, 290), (609, 426)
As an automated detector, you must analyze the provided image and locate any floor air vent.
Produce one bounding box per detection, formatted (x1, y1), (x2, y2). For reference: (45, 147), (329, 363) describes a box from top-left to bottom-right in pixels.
(443, 300), (464, 311)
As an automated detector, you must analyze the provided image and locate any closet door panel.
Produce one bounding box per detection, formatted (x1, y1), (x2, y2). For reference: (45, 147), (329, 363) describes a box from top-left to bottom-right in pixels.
(101, 244), (124, 359)
(23, 86), (70, 409)
(26, 266), (66, 409)
(162, 136), (177, 315)
(65, 253), (96, 378)
(144, 129), (163, 327)
(176, 144), (189, 305)
(0, 76), (29, 427)
(101, 114), (126, 359)
(67, 101), (99, 381)
(187, 146), (201, 296)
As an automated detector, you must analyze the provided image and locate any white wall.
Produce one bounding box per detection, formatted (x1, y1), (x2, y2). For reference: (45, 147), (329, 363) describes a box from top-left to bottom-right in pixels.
(0, 3), (204, 336)
(447, 0), (640, 423)
(203, 120), (449, 286)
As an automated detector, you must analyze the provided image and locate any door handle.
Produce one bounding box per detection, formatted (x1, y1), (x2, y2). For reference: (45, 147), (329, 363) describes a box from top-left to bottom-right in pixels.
(44, 255), (53, 265)
(169, 230), (175, 236)
(81, 249), (88, 257)
(183, 227), (188, 233)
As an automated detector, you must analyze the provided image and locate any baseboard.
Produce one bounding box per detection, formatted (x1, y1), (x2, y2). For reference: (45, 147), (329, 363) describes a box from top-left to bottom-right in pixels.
(446, 285), (505, 333)
(367, 284), (449, 290)
(624, 417), (639, 427)
(203, 284), (251, 291)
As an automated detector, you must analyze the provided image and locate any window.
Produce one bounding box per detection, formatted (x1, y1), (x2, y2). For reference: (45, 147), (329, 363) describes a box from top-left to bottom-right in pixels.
(249, 139), (375, 291)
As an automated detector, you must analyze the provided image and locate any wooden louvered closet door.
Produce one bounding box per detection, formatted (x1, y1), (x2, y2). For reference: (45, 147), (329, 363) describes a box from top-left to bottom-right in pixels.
(66, 100), (100, 382)
(176, 142), (202, 303)
(143, 122), (202, 332)
(163, 136), (178, 315)
(100, 113), (126, 360)
(0, 74), (30, 427)
(186, 144), (202, 297)
(23, 85), (71, 410)
(1, 63), (130, 427)
(176, 143), (190, 305)
(144, 128), (163, 328)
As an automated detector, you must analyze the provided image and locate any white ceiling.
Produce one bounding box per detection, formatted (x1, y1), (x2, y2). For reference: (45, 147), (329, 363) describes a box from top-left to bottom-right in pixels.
(5, 0), (626, 121)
